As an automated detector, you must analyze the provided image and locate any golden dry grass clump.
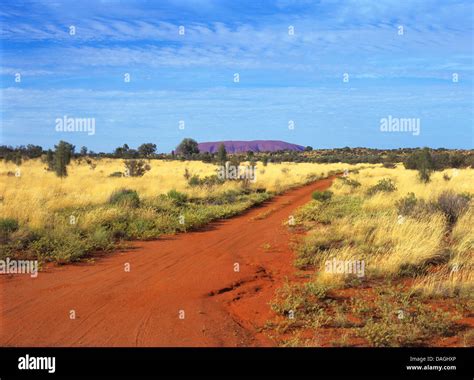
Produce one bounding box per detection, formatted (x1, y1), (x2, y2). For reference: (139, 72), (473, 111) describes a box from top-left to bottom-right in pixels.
(295, 164), (474, 298)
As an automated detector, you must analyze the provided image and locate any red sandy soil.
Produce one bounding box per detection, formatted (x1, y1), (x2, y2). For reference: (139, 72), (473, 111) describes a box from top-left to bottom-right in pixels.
(0, 177), (335, 347)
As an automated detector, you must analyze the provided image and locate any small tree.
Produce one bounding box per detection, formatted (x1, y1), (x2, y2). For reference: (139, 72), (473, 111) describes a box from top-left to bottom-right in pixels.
(80, 146), (88, 156)
(417, 149), (434, 183)
(13, 152), (22, 166)
(176, 138), (199, 158)
(404, 148), (434, 183)
(217, 143), (227, 164)
(114, 144), (130, 158)
(46, 149), (54, 171)
(124, 159), (151, 177)
(138, 143), (157, 158)
(418, 165), (432, 183)
(63, 141), (74, 165)
(54, 141), (74, 178)
(25, 144), (43, 158)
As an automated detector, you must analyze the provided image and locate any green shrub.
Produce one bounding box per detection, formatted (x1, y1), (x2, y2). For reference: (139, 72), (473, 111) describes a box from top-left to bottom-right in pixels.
(201, 175), (224, 186)
(109, 171), (123, 177)
(188, 174), (224, 187)
(304, 281), (332, 299)
(108, 220), (130, 239)
(0, 218), (19, 237)
(30, 229), (89, 263)
(88, 227), (113, 250)
(128, 218), (157, 239)
(338, 177), (361, 188)
(188, 175), (201, 187)
(123, 159), (151, 177)
(6, 228), (39, 252)
(108, 189), (140, 208)
(312, 190), (333, 202)
(221, 190), (240, 203)
(204, 190), (238, 205)
(167, 189), (188, 206)
(367, 178), (396, 196)
(396, 192), (418, 216)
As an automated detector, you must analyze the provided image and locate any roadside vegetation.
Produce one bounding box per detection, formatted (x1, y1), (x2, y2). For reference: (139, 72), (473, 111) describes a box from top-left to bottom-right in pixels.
(268, 163), (473, 347)
(0, 154), (360, 263)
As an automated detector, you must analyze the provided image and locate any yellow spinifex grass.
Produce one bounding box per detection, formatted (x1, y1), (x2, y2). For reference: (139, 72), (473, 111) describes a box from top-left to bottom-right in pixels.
(311, 164), (473, 297)
(333, 164), (474, 211)
(413, 206), (474, 298)
(310, 213), (446, 278)
(0, 158), (364, 228)
(371, 213), (446, 275)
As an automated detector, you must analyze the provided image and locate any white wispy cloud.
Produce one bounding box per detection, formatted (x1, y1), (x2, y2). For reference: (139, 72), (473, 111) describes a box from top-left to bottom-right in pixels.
(2, 18), (470, 79)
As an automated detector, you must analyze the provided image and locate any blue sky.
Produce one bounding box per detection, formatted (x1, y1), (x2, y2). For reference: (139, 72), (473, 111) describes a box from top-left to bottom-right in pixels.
(1, 0), (472, 152)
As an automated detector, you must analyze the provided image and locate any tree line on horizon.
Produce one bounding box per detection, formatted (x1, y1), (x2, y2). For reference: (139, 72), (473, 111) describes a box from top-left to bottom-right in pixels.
(1, 139), (473, 179)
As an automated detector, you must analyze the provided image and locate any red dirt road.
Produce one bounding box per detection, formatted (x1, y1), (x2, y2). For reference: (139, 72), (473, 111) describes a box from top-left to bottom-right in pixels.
(0, 177), (334, 347)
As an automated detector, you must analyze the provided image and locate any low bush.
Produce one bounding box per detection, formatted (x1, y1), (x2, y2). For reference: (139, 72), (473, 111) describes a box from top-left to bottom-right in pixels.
(338, 177), (361, 188)
(108, 189), (140, 208)
(188, 175), (201, 187)
(435, 191), (470, 225)
(0, 217), (19, 237)
(396, 192), (419, 216)
(188, 174), (224, 187)
(88, 227), (113, 250)
(123, 159), (151, 177)
(367, 178), (396, 196)
(30, 229), (90, 263)
(312, 190), (333, 202)
(167, 189), (188, 206)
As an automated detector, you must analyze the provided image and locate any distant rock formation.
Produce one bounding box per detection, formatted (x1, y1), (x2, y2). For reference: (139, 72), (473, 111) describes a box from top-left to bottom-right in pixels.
(197, 140), (305, 153)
